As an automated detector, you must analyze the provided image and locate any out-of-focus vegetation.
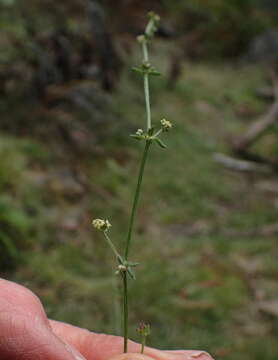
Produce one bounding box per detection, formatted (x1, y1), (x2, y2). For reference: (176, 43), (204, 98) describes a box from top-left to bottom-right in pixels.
(1, 1), (278, 360)
(164, 0), (278, 57)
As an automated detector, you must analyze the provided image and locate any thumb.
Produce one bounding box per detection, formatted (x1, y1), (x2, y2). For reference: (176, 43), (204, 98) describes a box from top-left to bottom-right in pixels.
(0, 278), (86, 360)
(0, 311), (87, 360)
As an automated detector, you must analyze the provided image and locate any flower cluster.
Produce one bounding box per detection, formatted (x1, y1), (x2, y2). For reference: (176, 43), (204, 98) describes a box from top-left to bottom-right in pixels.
(137, 12), (160, 43)
(92, 218), (111, 231)
(136, 321), (151, 337)
(136, 129), (144, 136)
(145, 11), (160, 39)
(115, 264), (128, 275)
(160, 118), (172, 132)
(130, 129), (148, 141)
(130, 119), (172, 149)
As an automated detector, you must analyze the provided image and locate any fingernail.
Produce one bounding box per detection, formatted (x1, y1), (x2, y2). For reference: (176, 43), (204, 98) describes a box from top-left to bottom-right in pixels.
(64, 342), (87, 360)
(190, 351), (207, 358)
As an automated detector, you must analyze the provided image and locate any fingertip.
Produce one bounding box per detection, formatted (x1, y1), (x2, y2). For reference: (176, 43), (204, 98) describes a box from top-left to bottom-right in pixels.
(165, 350), (214, 360)
(189, 351), (214, 360)
(108, 353), (156, 360)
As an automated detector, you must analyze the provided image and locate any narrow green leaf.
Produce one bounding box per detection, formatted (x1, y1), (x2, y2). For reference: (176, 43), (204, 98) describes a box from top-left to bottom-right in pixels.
(130, 134), (143, 140)
(154, 138), (167, 148)
(149, 70), (161, 76)
(127, 267), (136, 280)
(127, 261), (140, 267)
(132, 66), (145, 74)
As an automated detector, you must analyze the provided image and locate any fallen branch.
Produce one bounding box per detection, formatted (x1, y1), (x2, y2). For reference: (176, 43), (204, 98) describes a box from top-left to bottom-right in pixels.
(233, 71), (278, 152)
(233, 102), (278, 151)
(213, 152), (272, 173)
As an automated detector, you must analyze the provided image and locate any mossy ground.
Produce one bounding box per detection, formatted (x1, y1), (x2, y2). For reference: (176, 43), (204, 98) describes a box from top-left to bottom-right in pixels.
(2, 44), (278, 359)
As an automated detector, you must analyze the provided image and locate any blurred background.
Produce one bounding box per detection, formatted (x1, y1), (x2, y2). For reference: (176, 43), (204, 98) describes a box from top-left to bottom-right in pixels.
(1, 1), (278, 359)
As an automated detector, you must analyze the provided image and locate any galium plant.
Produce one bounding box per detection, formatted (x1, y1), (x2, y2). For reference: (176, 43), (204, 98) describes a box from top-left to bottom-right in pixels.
(92, 12), (172, 354)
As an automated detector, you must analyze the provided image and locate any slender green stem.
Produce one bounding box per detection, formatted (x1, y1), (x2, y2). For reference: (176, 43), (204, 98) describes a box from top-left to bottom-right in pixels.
(122, 30), (154, 354)
(124, 140), (151, 259)
(142, 42), (151, 130)
(142, 41), (149, 62)
(123, 271), (128, 352)
(124, 41), (152, 260)
(113, 277), (121, 336)
(141, 337), (146, 354)
(153, 128), (162, 138)
(144, 75), (151, 130)
(122, 140), (151, 353)
(104, 231), (123, 264)
(103, 232), (128, 352)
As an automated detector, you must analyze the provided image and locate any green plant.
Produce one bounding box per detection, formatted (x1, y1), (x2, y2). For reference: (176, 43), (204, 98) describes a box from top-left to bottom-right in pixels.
(0, 196), (33, 270)
(92, 12), (172, 353)
(137, 321), (151, 354)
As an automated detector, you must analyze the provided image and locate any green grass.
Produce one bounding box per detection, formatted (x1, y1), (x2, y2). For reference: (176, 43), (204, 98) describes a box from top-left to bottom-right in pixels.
(4, 51), (278, 359)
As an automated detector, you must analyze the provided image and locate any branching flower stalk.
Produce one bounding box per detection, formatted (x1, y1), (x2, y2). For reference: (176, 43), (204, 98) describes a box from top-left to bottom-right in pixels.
(137, 322), (151, 354)
(92, 12), (172, 354)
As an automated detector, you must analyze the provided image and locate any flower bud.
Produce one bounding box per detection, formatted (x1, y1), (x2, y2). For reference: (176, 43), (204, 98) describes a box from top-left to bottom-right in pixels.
(148, 11), (160, 23)
(115, 264), (127, 275)
(137, 35), (146, 44)
(92, 218), (111, 231)
(136, 321), (151, 336)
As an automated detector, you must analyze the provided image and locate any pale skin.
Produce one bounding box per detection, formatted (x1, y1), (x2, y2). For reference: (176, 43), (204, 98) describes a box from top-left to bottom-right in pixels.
(0, 279), (213, 360)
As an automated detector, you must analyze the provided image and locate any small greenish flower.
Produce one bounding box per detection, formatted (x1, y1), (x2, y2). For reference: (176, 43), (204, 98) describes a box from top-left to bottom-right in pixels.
(115, 264), (127, 275)
(148, 11), (160, 23)
(136, 321), (150, 354)
(92, 218), (111, 231)
(142, 61), (151, 70)
(137, 34), (146, 44)
(136, 321), (151, 336)
(130, 128), (148, 141)
(145, 12), (160, 39)
(160, 118), (173, 132)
